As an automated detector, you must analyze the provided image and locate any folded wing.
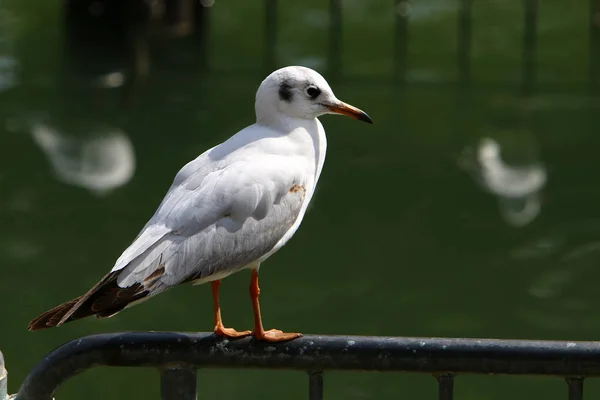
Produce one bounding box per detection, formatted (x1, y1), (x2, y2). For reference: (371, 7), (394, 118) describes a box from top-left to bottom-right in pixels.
(28, 155), (308, 330)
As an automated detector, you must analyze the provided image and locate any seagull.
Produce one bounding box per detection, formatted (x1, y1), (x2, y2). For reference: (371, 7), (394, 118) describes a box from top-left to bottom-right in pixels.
(28, 66), (372, 342)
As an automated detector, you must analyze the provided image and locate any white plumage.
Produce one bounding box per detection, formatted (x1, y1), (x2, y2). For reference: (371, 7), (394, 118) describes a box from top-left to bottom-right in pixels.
(29, 66), (372, 341)
(114, 118), (325, 288)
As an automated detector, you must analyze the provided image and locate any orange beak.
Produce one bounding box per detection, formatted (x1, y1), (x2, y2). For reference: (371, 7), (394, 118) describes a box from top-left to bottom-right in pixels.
(325, 101), (373, 124)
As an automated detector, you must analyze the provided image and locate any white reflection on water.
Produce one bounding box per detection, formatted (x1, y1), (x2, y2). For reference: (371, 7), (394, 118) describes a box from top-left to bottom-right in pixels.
(31, 122), (136, 195)
(461, 137), (547, 227)
(0, 55), (17, 91)
(94, 70), (126, 89)
(0, 7), (19, 92)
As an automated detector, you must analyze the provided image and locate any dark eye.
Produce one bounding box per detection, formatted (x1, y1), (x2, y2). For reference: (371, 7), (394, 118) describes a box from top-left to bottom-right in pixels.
(305, 85), (321, 99)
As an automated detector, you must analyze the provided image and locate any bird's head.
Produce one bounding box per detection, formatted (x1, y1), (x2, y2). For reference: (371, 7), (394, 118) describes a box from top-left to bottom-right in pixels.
(255, 66), (372, 125)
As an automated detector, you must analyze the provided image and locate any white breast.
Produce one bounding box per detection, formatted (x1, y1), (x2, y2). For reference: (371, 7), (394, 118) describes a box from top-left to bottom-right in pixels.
(262, 118), (327, 261)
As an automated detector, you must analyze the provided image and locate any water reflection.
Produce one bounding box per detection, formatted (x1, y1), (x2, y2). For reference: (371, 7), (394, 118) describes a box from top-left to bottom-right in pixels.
(0, 7), (18, 91)
(460, 137), (547, 227)
(0, 55), (17, 91)
(518, 225), (600, 300)
(503, 220), (600, 335)
(93, 71), (126, 89)
(31, 121), (135, 195)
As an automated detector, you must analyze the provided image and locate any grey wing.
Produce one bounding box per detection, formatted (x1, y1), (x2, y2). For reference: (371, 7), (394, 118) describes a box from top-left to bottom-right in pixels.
(173, 187), (305, 286)
(114, 159), (307, 294)
(37, 154), (308, 329)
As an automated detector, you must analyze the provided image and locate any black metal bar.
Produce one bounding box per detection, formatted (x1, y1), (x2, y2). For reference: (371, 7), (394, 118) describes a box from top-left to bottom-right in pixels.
(522, 0), (538, 95)
(160, 366), (197, 400)
(437, 374), (454, 400)
(16, 333), (600, 400)
(457, 0), (473, 87)
(393, 0), (409, 85)
(308, 370), (323, 400)
(566, 378), (584, 400)
(328, 0), (342, 77)
(265, 0), (278, 70)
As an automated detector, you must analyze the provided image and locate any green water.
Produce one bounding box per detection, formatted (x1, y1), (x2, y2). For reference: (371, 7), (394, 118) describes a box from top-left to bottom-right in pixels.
(1, 0), (600, 399)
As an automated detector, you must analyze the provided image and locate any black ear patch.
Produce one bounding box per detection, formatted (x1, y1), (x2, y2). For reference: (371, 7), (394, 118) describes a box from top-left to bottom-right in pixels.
(278, 80), (293, 102)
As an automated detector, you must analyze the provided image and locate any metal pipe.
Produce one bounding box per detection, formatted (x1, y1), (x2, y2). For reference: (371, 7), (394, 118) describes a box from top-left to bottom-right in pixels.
(16, 333), (600, 400)
(308, 370), (323, 400)
(566, 378), (584, 400)
(160, 366), (197, 400)
(437, 374), (454, 400)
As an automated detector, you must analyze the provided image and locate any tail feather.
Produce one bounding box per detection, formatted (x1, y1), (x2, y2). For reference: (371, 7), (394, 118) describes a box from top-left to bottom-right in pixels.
(28, 272), (149, 331)
(28, 297), (86, 331)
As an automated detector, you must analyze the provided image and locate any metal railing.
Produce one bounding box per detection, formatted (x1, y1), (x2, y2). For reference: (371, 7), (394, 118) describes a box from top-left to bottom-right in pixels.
(263, 0), (600, 92)
(60, 0), (599, 96)
(8, 332), (600, 400)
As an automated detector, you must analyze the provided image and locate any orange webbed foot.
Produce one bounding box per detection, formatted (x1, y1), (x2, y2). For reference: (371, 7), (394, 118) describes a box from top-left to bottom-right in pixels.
(254, 329), (302, 342)
(214, 326), (252, 339)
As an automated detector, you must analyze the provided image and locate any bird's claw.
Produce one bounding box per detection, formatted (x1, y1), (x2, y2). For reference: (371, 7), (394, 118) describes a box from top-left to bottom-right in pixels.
(214, 327), (252, 338)
(255, 329), (302, 342)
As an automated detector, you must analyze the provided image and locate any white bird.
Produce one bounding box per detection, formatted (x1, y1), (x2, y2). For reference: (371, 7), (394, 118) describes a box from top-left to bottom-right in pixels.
(28, 66), (372, 342)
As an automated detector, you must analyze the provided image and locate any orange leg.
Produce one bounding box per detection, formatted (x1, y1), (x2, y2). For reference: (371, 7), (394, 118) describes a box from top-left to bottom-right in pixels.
(212, 280), (251, 338)
(250, 269), (302, 342)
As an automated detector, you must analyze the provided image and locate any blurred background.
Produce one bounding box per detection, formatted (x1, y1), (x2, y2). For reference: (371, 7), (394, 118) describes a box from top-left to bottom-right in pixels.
(1, 0), (600, 398)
